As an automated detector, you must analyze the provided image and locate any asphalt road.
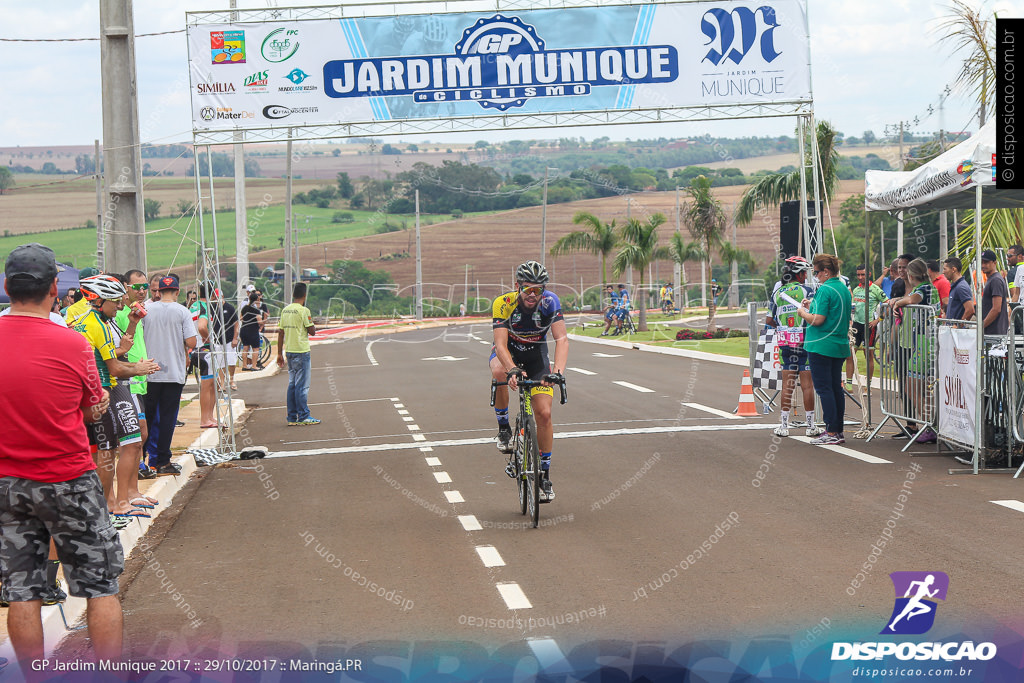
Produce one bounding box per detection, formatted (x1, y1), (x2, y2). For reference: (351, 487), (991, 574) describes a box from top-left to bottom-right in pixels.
(60, 323), (1024, 681)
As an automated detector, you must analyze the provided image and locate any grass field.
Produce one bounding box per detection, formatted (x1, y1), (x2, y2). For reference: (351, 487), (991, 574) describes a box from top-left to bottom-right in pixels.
(0, 204), (484, 272)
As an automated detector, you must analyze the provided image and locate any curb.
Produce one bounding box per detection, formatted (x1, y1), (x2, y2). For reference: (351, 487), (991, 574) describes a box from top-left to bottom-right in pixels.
(0, 399), (248, 664)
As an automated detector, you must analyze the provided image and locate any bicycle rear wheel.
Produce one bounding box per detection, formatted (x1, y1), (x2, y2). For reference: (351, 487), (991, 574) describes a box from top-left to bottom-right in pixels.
(513, 418), (527, 515)
(259, 334), (272, 367)
(524, 414), (540, 528)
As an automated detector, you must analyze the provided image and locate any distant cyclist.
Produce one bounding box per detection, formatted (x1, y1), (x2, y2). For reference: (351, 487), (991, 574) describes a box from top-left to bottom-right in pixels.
(600, 284), (620, 336)
(613, 284), (631, 335)
(490, 261), (568, 502)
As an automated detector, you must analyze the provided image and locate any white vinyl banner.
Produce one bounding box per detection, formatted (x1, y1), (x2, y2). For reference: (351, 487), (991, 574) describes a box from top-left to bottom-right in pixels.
(937, 326), (977, 445)
(187, 1), (811, 130)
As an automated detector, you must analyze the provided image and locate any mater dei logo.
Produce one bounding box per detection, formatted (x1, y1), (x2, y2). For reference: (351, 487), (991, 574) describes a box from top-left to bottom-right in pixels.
(699, 5), (787, 99)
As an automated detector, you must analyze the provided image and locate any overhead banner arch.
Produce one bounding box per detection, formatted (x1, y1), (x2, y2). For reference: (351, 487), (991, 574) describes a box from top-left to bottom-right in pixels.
(186, 0), (813, 144)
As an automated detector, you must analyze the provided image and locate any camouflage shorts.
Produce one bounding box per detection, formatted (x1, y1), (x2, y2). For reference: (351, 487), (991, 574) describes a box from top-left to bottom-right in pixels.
(0, 471), (124, 601)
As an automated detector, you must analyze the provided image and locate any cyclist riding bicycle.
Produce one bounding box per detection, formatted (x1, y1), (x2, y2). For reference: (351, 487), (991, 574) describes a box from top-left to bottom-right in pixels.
(490, 260), (569, 502)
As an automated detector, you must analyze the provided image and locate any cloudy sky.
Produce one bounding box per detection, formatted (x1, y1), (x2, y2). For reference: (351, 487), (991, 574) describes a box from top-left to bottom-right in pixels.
(0, 1), (1011, 148)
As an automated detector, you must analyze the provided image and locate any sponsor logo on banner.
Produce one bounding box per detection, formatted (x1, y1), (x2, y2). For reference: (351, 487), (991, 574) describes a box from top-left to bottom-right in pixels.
(196, 82), (236, 95)
(831, 571), (997, 663)
(262, 28), (300, 62)
(200, 106), (255, 122)
(211, 30), (246, 64)
(262, 105), (320, 120)
(698, 6), (788, 99)
(323, 14), (678, 111)
(243, 70), (270, 93)
(279, 68), (318, 93)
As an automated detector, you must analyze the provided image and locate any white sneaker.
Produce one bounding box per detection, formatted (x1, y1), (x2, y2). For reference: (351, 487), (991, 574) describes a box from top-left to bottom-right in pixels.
(806, 425), (823, 437)
(773, 425), (789, 437)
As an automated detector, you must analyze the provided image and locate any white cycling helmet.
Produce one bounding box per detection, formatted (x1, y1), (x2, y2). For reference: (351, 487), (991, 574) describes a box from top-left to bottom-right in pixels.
(516, 260), (549, 286)
(80, 274), (127, 302)
(785, 256), (812, 273)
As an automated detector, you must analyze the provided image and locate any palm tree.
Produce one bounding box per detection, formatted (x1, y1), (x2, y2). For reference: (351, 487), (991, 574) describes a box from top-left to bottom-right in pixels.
(612, 213), (671, 332)
(549, 212), (618, 287)
(667, 231), (705, 309)
(937, 0), (995, 127)
(734, 121), (842, 244)
(681, 176), (727, 331)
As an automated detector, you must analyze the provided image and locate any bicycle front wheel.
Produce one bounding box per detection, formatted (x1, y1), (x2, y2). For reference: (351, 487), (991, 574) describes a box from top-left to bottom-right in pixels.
(524, 414), (540, 528)
(514, 418), (527, 516)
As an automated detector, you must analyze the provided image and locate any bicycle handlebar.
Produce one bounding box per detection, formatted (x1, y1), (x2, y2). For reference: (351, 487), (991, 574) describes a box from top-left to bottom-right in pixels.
(490, 372), (568, 405)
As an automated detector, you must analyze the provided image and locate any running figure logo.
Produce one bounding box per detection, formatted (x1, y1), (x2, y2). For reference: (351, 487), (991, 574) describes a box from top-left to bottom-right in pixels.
(881, 571), (949, 635)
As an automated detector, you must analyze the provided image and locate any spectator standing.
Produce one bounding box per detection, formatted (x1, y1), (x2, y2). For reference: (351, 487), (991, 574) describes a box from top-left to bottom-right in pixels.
(981, 250), (1010, 335)
(277, 282), (320, 426)
(889, 259), (941, 444)
(114, 269), (157, 482)
(209, 289), (240, 391)
(926, 260), (951, 316)
(239, 291), (263, 370)
(797, 254), (852, 445)
(848, 265), (887, 383)
(1007, 245), (1024, 302)
(943, 257), (976, 321)
(143, 275), (199, 475)
(0, 243), (124, 669)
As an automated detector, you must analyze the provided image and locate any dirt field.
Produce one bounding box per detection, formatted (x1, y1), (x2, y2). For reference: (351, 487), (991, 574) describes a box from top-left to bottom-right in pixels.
(236, 178), (866, 294)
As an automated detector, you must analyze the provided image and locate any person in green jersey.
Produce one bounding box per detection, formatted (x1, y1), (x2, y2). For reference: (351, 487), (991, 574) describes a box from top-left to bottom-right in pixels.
(277, 282), (319, 426)
(766, 256), (820, 437)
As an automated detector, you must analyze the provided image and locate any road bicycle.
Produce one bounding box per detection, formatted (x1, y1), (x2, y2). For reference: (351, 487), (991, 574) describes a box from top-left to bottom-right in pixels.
(491, 372), (567, 528)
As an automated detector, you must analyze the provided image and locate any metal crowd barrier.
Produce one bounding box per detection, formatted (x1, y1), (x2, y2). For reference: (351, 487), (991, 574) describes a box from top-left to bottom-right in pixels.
(867, 304), (938, 452)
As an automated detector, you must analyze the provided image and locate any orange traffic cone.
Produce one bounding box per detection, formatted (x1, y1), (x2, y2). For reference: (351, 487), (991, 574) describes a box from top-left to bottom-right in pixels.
(735, 369), (759, 417)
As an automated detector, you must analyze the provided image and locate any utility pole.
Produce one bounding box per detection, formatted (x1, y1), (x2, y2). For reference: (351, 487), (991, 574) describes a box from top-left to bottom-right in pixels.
(94, 139), (103, 270)
(540, 167), (549, 265)
(231, 0), (247, 302)
(285, 130), (293, 304)
(415, 190), (423, 320)
(99, 0), (146, 273)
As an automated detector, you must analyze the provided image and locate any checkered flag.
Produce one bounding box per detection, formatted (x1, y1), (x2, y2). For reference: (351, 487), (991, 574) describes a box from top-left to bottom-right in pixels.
(752, 327), (781, 391)
(188, 447), (236, 467)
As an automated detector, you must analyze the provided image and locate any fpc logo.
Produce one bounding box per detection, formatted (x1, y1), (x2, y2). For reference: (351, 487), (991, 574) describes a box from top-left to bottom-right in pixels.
(881, 571), (949, 635)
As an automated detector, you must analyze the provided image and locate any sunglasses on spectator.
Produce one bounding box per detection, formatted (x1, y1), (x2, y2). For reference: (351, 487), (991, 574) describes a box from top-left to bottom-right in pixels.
(129, 283), (149, 291)
(520, 285), (544, 295)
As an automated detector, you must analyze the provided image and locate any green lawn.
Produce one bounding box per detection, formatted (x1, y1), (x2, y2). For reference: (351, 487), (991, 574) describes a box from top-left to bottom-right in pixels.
(0, 205), (487, 271)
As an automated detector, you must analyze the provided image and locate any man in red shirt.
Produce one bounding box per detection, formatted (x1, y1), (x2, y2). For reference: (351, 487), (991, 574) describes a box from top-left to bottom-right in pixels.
(0, 244), (124, 671)
(927, 259), (951, 317)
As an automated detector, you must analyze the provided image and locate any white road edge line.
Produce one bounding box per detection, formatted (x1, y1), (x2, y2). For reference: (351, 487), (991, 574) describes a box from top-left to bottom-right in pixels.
(991, 500), (1024, 514)
(681, 402), (741, 420)
(496, 582), (532, 610)
(366, 340), (380, 366)
(789, 435), (893, 463)
(475, 545), (505, 567)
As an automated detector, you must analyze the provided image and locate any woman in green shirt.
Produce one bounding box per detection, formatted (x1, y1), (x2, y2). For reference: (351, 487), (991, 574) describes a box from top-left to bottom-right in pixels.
(797, 254), (853, 445)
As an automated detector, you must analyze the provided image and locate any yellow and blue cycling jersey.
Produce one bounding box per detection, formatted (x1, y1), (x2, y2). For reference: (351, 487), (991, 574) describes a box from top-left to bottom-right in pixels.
(69, 307), (118, 388)
(492, 290), (563, 351)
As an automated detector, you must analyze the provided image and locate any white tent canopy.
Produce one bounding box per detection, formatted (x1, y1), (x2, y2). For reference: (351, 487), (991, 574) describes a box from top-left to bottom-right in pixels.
(864, 120), (1024, 213)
